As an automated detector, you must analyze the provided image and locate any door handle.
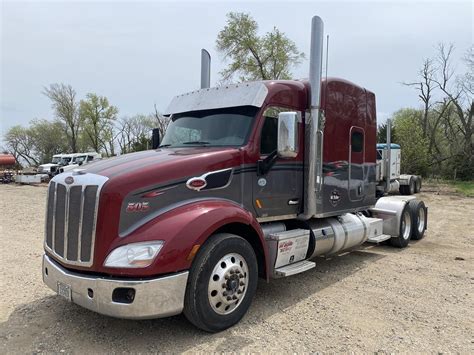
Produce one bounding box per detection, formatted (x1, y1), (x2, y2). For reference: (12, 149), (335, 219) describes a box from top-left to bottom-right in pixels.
(288, 199), (299, 205)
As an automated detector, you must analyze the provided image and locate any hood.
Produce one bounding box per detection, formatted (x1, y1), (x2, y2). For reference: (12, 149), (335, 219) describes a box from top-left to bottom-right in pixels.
(86, 147), (243, 196)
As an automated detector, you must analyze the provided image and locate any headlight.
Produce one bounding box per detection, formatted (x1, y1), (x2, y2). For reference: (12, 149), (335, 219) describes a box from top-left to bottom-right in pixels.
(104, 241), (164, 268)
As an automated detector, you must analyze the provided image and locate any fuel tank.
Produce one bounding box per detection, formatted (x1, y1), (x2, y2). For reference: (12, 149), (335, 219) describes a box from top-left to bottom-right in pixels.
(305, 213), (371, 257)
(0, 154), (15, 167)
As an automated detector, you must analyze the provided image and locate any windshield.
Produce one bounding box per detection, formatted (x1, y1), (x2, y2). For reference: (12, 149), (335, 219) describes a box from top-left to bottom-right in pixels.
(76, 156), (87, 163)
(51, 157), (61, 164)
(161, 106), (258, 147)
(60, 157), (72, 165)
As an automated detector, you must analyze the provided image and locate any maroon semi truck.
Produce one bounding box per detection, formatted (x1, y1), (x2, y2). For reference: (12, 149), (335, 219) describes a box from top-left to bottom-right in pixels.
(42, 16), (428, 332)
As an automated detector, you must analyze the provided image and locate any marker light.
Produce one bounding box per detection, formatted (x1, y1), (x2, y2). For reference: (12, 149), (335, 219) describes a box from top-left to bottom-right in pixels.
(104, 241), (164, 268)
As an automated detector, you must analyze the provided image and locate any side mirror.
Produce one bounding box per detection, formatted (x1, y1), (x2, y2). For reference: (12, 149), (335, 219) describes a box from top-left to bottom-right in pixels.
(277, 112), (299, 158)
(152, 128), (161, 149)
(78, 161), (83, 166)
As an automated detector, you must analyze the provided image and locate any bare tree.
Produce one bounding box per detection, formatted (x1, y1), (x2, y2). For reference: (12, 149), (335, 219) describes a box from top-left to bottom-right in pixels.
(43, 84), (81, 152)
(116, 114), (156, 154)
(153, 104), (170, 138)
(433, 44), (473, 178)
(404, 58), (436, 138)
(4, 126), (39, 166)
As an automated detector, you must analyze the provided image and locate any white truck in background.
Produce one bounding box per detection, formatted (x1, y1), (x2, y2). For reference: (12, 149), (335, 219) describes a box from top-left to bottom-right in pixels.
(37, 152), (102, 178)
(375, 121), (422, 197)
(57, 152), (102, 174)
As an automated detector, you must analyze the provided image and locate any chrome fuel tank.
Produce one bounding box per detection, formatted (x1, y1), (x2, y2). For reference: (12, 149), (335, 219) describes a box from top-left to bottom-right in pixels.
(306, 213), (370, 257)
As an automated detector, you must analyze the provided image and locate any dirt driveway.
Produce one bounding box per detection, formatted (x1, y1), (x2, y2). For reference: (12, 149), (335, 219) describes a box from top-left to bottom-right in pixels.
(0, 183), (472, 353)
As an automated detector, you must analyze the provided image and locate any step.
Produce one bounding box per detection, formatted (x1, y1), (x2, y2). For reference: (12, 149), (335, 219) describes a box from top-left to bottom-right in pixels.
(274, 260), (316, 277)
(367, 234), (392, 243)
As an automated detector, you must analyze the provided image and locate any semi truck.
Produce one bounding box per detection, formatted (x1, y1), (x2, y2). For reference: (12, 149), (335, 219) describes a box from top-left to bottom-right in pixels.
(42, 16), (428, 332)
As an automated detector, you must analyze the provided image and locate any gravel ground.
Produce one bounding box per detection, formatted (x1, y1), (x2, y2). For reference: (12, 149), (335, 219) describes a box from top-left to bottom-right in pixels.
(0, 183), (473, 353)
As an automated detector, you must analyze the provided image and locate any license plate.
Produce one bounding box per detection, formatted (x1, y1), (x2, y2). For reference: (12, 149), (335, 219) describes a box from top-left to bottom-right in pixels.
(57, 282), (72, 301)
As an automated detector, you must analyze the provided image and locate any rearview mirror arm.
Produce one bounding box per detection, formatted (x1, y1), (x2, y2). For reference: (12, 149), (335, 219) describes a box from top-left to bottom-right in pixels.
(257, 150), (278, 176)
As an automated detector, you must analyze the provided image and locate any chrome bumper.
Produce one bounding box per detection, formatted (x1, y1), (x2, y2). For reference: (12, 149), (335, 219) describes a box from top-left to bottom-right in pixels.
(42, 254), (189, 319)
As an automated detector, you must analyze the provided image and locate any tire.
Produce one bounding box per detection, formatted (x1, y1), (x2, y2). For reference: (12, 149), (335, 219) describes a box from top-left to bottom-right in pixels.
(408, 200), (427, 240)
(415, 176), (422, 193)
(389, 204), (412, 248)
(183, 233), (258, 332)
(399, 178), (415, 195)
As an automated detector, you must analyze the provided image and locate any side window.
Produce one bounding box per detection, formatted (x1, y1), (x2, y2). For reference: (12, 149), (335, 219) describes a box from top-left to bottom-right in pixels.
(351, 131), (364, 153)
(260, 107), (290, 155)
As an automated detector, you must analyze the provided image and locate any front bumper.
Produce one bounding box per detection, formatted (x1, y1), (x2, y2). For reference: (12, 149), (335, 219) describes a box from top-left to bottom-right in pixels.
(42, 254), (189, 319)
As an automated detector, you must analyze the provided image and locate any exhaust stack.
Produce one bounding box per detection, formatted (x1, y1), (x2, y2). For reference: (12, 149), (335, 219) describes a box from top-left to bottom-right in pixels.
(385, 119), (392, 192)
(200, 49), (211, 89)
(300, 16), (324, 220)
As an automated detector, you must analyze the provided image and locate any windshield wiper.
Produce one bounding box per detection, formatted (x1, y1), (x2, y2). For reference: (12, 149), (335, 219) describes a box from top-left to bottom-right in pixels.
(158, 144), (172, 148)
(182, 141), (210, 145)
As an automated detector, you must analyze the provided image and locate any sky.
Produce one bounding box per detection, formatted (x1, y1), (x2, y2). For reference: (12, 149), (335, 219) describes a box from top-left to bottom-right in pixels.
(1, 0), (473, 145)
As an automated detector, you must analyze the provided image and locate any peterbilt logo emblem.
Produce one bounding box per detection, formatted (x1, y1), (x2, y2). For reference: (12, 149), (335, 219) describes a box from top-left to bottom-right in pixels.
(330, 189), (341, 206)
(64, 176), (74, 184)
(126, 201), (150, 212)
(186, 177), (207, 191)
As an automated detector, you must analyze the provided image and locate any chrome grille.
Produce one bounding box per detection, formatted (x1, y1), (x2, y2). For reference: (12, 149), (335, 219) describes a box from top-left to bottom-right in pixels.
(45, 173), (107, 266)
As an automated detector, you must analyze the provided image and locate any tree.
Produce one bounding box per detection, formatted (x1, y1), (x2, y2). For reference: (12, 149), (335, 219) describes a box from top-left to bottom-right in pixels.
(392, 109), (430, 176)
(405, 44), (473, 180)
(376, 122), (396, 143)
(116, 114), (156, 154)
(29, 119), (69, 163)
(79, 93), (118, 155)
(216, 12), (304, 82)
(4, 125), (39, 166)
(152, 104), (170, 139)
(43, 84), (81, 152)
(3, 120), (69, 166)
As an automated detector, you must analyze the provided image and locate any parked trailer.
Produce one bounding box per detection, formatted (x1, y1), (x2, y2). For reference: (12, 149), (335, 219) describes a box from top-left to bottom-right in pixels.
(42, 16), (428, 332)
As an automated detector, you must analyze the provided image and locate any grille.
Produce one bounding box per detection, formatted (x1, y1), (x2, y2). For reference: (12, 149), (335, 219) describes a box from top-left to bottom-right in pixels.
(45, 178), (103, 266)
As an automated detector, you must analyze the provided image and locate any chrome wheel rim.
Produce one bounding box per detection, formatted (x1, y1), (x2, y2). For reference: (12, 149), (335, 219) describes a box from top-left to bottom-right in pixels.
(418, 208), (425, 234)
(401, 211), (412, 240)
(208, 253), (249, 315)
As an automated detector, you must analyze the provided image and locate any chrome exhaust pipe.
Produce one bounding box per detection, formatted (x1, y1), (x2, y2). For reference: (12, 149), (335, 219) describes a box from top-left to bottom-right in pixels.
(200, 49), (211, 89)
(300, 16), (324, 220)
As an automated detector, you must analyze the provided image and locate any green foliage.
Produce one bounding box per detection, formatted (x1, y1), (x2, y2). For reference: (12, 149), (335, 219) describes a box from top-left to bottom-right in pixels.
(376, 122), (396, 143)
(216, 12), (304, 82)
(392, 108), (430, 176)
(451, 181), (474, 197)
(79, 93), (118, 155)
(29, 119), (69, 163)
(4, 120), (69, 165)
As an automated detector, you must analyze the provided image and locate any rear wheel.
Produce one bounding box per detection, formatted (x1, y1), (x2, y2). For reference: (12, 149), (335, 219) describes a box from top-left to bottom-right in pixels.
(399, 178), (415, 195)
(408, 200), (427, 240)
(389, 204), (412, 248)
(414, 176), (422, 193)
(183, 233), (258, 332)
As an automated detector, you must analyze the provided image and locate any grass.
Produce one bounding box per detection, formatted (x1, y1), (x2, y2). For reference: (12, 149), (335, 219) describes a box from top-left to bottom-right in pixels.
(450, 181), (474, 197)
(424, 178), (474, 197)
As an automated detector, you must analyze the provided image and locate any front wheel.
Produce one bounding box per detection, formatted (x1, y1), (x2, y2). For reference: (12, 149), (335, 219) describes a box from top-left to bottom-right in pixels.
(183, 233), (258, 332)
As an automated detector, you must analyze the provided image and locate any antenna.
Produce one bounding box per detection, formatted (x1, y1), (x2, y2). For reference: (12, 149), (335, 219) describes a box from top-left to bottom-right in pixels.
(324, 34), (329, 112)
(325, 35), (329, 81)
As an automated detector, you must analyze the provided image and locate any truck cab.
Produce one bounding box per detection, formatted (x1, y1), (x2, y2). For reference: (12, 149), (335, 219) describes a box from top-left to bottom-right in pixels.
(42, 16), (428, 332)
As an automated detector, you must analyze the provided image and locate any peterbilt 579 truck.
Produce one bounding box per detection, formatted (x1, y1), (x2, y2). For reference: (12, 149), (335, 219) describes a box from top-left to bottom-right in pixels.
(42, 16), (428, 332)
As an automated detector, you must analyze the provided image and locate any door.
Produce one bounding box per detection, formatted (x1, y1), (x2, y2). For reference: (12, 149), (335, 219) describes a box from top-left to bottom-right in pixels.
(252, 107), (303, 219)
(349, 127), (365, 201)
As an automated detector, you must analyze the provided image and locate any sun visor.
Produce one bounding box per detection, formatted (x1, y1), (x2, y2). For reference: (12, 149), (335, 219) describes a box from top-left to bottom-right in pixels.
(164, 82), (268, 115)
